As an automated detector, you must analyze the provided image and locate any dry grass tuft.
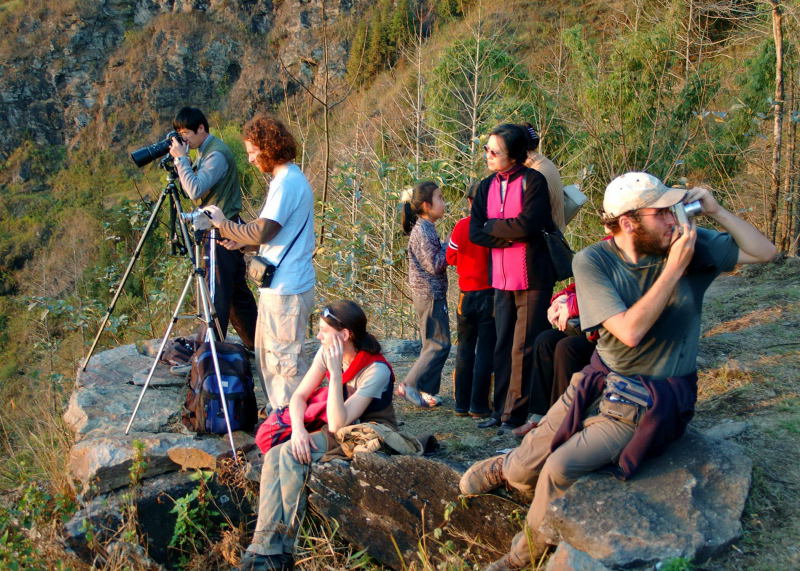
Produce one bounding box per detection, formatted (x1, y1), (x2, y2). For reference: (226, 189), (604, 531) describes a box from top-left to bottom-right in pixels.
(703, 306), (789, 337)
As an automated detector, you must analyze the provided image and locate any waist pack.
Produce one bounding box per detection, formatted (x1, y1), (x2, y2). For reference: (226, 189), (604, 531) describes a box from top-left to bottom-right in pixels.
(182, 342), (258, 435)
(604, 372), (653, 408)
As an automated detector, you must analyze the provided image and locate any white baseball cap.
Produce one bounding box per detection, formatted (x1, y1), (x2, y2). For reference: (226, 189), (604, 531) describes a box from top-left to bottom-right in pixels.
(603, 172), (686, 218)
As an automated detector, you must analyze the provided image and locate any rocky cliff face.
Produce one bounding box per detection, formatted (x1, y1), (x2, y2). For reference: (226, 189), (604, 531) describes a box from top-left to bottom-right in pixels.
(0, 0), (362, 160)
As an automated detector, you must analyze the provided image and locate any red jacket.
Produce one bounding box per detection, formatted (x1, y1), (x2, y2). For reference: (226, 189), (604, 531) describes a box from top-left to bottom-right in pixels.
(446, 216), (491, 292)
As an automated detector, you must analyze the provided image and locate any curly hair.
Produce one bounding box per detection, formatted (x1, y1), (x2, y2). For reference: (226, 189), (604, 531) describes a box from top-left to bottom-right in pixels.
(242, 115), (297, 172)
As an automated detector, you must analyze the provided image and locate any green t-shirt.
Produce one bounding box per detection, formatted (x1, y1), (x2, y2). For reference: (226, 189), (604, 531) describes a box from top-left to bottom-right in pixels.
(573, 228), (739, 378)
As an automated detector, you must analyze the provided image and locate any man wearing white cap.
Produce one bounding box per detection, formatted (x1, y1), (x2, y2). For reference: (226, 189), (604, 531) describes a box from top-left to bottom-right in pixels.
(459, 172), (776, 569)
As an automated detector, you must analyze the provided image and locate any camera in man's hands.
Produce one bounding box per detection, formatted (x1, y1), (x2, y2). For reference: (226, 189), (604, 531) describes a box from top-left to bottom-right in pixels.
(181, 209), (213, 231)
(130, 131), (184, 168)
(671, 200), (702, 227)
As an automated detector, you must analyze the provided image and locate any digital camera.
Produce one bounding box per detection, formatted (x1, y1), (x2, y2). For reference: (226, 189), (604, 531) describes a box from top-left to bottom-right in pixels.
(180, 209), (213, 231)
(671, 200), (702, 227)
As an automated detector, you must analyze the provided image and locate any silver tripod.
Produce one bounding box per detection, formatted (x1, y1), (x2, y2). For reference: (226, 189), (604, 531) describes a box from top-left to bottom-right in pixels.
(125, 224), (240, 459)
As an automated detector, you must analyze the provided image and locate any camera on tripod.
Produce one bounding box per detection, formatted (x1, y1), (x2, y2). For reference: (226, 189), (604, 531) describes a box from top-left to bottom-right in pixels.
(181, 209), (213, 231)
(130, 131), (184, 168)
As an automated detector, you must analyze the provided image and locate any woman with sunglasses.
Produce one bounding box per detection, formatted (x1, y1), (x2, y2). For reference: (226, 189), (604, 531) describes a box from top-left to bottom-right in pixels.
(238, 300), (396, 571)
(469, 124), (557, 431)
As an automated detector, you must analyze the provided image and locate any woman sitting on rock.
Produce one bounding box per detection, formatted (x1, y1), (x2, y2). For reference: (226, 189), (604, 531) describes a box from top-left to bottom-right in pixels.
(239, 300), (397, 571)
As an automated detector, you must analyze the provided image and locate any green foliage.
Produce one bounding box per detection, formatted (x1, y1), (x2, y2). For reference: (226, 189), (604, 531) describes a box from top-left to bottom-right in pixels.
(169, 470), (222, 566)
(0, 484), (76, 570)
(345, 0), (419, 85)
(657, 556), (694, 571)
(426, 32), (548, 180)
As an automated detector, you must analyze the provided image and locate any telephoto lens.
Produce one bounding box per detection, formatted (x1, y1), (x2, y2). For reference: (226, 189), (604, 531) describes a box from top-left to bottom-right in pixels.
(130, 132), (183, 168)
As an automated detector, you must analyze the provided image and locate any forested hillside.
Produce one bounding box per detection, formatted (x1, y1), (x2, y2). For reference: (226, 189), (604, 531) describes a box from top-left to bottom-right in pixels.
(0, 0), (798, 567)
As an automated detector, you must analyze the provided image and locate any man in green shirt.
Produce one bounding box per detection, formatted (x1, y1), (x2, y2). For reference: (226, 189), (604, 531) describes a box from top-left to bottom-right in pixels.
(169, 107), (257, 349)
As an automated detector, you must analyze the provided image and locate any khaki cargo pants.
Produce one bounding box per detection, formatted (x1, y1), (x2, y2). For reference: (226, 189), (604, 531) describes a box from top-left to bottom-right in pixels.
(501, 371), (640, 565)
(255, 288), (315, 409)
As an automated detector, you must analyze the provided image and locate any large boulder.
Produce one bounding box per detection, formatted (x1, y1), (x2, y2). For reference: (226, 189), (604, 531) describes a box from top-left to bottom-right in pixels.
(540, 429), (751, 568)
(306, 454), (521, 568)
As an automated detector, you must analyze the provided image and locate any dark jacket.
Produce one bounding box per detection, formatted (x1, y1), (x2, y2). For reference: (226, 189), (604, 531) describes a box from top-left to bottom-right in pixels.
(551, 352), (698, 480)
(469, 165), (555, 290)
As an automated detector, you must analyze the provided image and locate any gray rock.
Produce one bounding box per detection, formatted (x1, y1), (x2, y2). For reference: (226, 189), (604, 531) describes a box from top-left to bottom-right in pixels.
(702, 419), (749, 440)
(540, 429), (751, 568)
(545, 542), (610, 571)
(64, 344), (185, 437)
(68, 430), (254, 496)
(307, 453), (520, 568)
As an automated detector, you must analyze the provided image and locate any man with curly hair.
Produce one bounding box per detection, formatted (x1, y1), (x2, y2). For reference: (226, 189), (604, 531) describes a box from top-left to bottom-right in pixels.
(169, 106), (258, 351)
(205, 115), (315, 410)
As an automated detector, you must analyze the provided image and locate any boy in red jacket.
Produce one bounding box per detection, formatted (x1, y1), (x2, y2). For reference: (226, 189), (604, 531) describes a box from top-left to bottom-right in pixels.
(446, 184), (495, 417)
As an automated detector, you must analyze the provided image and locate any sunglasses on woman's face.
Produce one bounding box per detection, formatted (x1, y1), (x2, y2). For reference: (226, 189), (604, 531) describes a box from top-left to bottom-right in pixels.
(483, 145), (505, 158)
(322, 307), (344, 328)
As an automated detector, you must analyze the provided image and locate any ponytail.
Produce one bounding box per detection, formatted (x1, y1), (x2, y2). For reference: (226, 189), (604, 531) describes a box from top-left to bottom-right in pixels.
(400, 181), (439, 235)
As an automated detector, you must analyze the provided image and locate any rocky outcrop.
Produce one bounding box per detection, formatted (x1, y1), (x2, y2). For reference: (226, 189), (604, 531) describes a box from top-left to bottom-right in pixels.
(303, 426), (751, 569)
(65, 339), (420, 496)
(0, 0), (368, 160)
(540, 428), (751, 568)
(64, 468), (254, 567)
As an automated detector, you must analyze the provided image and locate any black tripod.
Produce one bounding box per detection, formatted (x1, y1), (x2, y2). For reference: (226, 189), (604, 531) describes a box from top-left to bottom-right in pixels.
(125, 226), (240, 457)
(81, 157), (239, 455)
(82, 157), (196, 370)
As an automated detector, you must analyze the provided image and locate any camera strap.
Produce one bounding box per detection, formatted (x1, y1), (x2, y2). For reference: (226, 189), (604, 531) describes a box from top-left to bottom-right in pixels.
(272, 213), (311, 270)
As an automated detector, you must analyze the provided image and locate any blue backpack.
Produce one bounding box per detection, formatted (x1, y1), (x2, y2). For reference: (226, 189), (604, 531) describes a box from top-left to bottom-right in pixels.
(182, 342), (258, 434)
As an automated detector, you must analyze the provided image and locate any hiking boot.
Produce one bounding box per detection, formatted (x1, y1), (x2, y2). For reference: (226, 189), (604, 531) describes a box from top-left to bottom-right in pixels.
(459, 455), (506, 495)
(237, 552), (286, 571)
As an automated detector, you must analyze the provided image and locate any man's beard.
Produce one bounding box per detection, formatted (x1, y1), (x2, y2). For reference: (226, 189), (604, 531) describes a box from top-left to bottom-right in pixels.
(632, 223), (670, 257)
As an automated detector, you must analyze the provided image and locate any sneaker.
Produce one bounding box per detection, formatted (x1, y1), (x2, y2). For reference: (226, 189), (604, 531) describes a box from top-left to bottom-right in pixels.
(419, 391), (442, 407)
(459, 455), (506, 495)
(395, 383), (428, 407)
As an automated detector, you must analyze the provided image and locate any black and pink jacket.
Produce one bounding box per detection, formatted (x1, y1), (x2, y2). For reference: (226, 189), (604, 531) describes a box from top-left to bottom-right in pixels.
(469, 165), (555, 291)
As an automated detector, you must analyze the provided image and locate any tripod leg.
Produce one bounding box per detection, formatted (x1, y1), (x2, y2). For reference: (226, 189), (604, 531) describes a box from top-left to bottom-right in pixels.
(125, 270), (195, 435)
(83, 189), (169, 370)
(197, 276), (239, 460)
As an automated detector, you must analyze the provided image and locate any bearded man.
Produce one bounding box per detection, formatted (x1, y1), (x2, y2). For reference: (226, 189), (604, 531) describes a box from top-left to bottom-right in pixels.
(459, 172), (777, 570)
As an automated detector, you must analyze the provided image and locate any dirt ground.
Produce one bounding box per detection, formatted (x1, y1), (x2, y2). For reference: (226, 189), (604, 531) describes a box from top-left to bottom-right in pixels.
(388, 257), (800, 570)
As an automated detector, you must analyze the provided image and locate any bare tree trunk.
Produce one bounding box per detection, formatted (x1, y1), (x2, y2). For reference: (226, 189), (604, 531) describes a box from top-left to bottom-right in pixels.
(318, 0), (332, 246)
(769, 0), (784, 242)
(782, 65), (796, 252)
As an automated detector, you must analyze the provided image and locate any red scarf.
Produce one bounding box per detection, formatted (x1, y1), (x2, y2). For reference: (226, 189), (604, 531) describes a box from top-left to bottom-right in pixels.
(255, 350), (389, 453)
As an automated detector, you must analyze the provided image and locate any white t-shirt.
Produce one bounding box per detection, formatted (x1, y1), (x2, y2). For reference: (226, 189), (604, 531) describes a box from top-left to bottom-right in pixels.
(259, 162), (316, 294)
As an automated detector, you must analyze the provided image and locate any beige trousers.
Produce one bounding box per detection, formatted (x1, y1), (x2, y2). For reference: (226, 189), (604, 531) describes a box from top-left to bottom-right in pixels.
(255, 288), (315, 409)
(501, 372), (637, 564)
